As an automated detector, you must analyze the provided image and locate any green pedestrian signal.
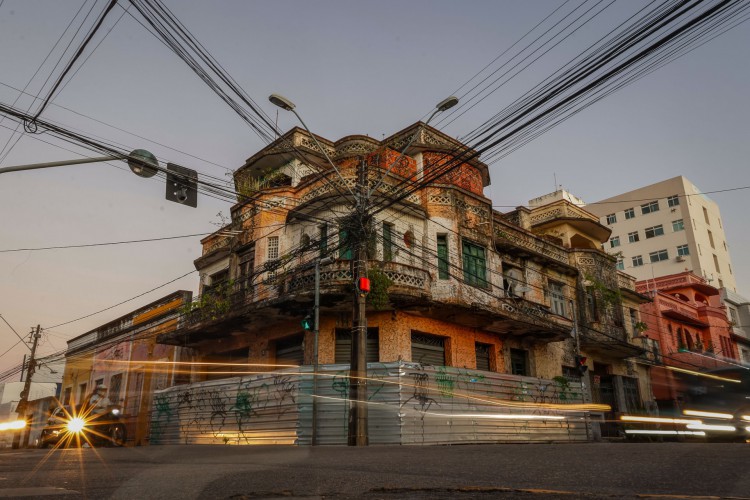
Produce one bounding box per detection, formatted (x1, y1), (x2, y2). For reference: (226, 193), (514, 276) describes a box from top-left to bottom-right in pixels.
(301, 312), (313, 331)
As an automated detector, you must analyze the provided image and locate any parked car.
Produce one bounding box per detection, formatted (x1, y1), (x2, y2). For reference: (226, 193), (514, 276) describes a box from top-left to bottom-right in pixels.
(37, 405), (126, 448)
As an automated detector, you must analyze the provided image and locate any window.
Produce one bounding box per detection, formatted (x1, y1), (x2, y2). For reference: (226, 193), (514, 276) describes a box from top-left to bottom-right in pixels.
(698, 243), (702, 256)
(462, 240), (487, 287)
(632, 255), (643, 267)
(267, 236), (279, 281)
(616, 259), (624, 271)
(437, 235), (449, 280)
(649, 249), (669, 263)
(609, 236), (620, 248)
(503, 266), (524, 297)
(645, 225), (664, 238)
(703, 206), (710, 224)
(606, 213), (617, 224)
(677, 244), (690, 257)
(109, 373), (123, 404)
(729, 307), (739, 325)
(628, 231), (639, 243)
(548, 281), (566, 317)
(624, 208), (635, 219)
(63, 387), (72, 406)
(510, 348), (530, 376)
(319, 225), (328, 257)
(336, 328), (379, 364)
(383, 222), (393, 261)
(667, 195), (680, 207)
(641, 200), (659, 214)
(723, 241), (727, 251)
(707, 230), (715, 249)
(339, 229), (352, 260)
(713, 254), (720, 272)
(411, 332), (446, 366)
(672, 219), (684, 232)
(729, 263), (732, 275)
(239, 247), (255, 290)
(475, 342), (491, 371)
(629, 308), (638, 333)
(267, 236), (279, 260)
(586, 287), (598, 322)
(78, 383), (88, 405)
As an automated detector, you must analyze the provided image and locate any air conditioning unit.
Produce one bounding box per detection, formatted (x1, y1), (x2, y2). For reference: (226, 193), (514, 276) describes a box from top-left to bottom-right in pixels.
(676, 255), (686, 262)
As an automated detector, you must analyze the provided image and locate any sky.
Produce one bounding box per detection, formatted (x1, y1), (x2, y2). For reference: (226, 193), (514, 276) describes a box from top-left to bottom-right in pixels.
(1, 0), (749, 375)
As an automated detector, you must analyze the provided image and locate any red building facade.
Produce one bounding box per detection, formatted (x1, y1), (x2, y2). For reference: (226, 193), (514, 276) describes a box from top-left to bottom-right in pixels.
(636, 272), (737, 406)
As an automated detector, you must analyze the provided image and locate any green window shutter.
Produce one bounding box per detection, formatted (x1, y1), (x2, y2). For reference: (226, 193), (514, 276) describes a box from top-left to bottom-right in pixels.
(339, 229), (352, 260)
(437, 235), (449, 279)
(462, 240), (487, 287)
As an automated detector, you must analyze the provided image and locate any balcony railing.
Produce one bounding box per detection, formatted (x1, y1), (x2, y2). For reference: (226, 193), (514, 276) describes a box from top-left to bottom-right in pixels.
(493, 219), (569, 266)
(284, 260), (430, 295)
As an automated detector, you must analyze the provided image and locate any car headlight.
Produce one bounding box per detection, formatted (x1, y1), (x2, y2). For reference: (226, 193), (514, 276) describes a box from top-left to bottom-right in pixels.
(111, 409), (120, 416)
(67, 417), (86, 433)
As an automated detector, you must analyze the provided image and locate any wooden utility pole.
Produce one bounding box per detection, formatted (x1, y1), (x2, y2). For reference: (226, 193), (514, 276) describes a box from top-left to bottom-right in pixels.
(348, 157), (368, 446)
(12, 325), (41, 449)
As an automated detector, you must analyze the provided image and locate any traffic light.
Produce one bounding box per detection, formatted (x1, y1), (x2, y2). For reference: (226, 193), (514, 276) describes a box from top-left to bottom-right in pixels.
(166, 163), (198, 207)
(574, 355), (588, 376)
(301, 312), (314, 331)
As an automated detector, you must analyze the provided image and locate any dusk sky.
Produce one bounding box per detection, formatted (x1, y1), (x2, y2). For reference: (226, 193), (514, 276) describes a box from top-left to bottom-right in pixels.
(1, 0), (748, 374)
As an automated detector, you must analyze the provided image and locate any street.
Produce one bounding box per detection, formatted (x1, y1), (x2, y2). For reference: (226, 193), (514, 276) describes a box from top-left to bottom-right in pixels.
(0, 443), (749, 499)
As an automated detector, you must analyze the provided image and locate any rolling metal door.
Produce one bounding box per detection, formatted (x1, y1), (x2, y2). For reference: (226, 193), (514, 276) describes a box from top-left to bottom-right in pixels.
(276, 334), (304, 365)
(411, 332), (445, 366)
(335, 328), (379, 364)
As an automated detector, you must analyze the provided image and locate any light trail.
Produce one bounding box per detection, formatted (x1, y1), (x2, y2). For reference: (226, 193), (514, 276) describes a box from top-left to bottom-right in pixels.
(686, 423), (736, 432)
(620, 415), (701, 425)
(683, 409), (733, 420)
(0, 419), (26, 431)
(624, 430), (706, 436)
(664, 366), (741, 383)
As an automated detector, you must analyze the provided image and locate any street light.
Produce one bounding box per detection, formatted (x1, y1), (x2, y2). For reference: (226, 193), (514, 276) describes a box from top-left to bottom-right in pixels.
(0, 149), (198, 207)
(268, 94), (356, 201)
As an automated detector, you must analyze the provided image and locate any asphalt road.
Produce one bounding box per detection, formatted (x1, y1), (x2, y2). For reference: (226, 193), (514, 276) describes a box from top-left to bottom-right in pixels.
(0, 443), (748, 499)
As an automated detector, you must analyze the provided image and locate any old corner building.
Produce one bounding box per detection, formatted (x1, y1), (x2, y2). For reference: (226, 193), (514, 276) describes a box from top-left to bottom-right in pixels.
(147, 122), (655, 445)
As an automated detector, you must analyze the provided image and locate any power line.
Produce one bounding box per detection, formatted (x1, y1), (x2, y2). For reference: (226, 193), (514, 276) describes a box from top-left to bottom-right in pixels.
(0, 232), (210, 253)
(0, 315), (31, 349)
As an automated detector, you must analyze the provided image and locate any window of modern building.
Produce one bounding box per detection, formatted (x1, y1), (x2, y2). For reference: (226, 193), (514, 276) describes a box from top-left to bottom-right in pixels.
(606, 213), (617, 224)
(616, 259), (624, 271)
(462, 240), (487, 287)
(667, 195), (680, 207)
(723, 241), (727, 251)
(713, 254), (721, 272)
(645, 225), (664, 238)
(383, 222), (394, 261)
(475, 342), (491, 371)
(548, 281), (566, 317)
(510, 348), (530, 376)
(437, 234), (449, 280)
(609, 236), (620, 248)
(632, 255), (643, 267)
(628, 231), (639, 243)
(718, 218), (722, 228)
(649, 249), (669, 263)
(641, 200), (659, 214)
(624, 207), (635, 219)
(729, 263), (732, 275)
(677, 244), (690, 257)
(319, 225), (328, 256)
(672, 219), (684, 232)
(703, 206), (710, 224)
(718, 278), (724, 288)
(698, 243), (702, 256)
(707, 230), (715, 249)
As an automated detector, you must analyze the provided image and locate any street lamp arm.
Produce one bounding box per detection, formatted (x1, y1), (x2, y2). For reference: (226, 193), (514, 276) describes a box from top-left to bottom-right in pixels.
(0, 156), (117, 175)
(268, 94), (357, 202)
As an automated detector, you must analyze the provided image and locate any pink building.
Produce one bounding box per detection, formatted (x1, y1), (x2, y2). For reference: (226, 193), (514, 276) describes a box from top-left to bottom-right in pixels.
(636, 272), (737, 406)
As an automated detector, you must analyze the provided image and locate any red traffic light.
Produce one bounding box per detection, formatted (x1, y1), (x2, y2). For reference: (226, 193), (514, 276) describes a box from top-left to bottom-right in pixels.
(358, 277), (371, 294)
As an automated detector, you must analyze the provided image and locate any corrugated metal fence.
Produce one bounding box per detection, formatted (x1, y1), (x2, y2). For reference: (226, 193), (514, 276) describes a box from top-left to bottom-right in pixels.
(151, 362), (590, 445)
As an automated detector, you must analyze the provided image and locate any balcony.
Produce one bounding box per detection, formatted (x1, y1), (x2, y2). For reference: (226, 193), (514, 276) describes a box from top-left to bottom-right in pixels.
(493, 219), (573, 271)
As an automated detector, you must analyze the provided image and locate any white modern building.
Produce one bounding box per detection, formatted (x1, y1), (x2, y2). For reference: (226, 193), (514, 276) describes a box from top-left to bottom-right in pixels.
(588, 176), (738, 293)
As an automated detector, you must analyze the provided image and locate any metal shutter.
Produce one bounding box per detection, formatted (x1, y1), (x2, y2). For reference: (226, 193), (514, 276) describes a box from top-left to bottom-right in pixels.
(335, 328), (379, 364)
(475, 343), (491, 371)
(276, 334), (304, 365)
(411, 332), (445, 366)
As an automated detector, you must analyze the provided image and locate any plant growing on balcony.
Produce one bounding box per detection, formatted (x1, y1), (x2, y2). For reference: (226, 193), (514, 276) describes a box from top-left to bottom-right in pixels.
(368, 267), (393, 310)
(181, 279), (235, 321)
(633, 321), (648, 334)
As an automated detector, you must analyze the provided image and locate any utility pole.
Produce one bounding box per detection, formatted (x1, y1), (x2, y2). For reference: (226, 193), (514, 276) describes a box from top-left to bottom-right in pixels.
(348, 157), (369, 446)
(12, 325), (41, 449)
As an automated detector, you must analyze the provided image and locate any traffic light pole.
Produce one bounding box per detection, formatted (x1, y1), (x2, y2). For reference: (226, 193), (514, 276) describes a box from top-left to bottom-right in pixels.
(12, 325), (41, 449)
(312, 255), (334, 446)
